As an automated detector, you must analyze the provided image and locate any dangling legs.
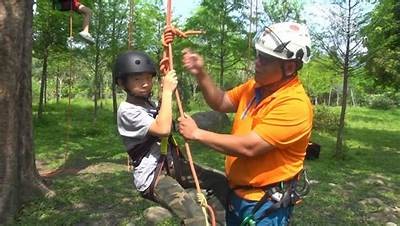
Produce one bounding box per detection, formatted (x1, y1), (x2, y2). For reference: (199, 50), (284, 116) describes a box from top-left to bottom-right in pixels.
(178, 158), (229, 226)
(76, 3), (94, 43)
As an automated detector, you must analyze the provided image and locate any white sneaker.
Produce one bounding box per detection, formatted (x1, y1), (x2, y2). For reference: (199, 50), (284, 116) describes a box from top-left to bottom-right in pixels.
(79, 31), (95, 44)
(67, 37), (75, 48)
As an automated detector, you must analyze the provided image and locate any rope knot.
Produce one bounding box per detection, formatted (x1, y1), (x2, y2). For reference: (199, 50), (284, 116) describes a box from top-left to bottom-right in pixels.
(196, 192), (208, 207)
(159, 54), (170, 75)
(162, 26), (175, 47)
(160, 25), (204, 75)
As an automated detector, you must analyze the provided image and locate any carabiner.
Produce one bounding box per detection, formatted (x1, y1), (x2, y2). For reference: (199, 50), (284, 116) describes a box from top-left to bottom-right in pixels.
(240, 215), (256, 226)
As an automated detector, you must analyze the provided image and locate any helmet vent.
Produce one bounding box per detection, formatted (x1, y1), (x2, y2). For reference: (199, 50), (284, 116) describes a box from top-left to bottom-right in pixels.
(296, 49), (304, 60)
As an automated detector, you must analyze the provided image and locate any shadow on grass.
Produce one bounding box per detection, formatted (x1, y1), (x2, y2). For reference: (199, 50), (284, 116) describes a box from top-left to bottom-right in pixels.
(16, 171), (156, 226)
(297, 122), (400, 225)
(33, 101), (126, 169)
(346, 127), (400, 151)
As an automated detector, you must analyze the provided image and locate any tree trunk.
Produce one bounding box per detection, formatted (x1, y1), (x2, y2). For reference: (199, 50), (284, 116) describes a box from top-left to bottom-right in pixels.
(336, 89), (340, 106)
(335, 0), (352, 159)
(112, 79), (118, 122)
(99, 69), (104, 109)
(44, 69), (47, 106)
(328, 88), (332, 106)
(110, 2), (118, 123)
(59, 76), (64, 102)
(0, 1), (53, 224)
(56, 70), (60, 103)
(94, 58), (100, 118)
(93, 0), (102, 118)
(350, 88), (356, 106)
(218, 4), (226, 88)
(38, 47), (48, 119)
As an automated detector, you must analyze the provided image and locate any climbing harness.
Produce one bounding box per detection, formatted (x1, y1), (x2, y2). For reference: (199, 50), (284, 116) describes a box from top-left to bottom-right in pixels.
(125, 99), (185, 201)
(235, 169), (310, 226)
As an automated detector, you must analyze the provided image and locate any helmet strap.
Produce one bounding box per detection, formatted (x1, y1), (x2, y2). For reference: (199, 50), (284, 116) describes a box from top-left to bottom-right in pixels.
(127, 90), (152, 100)
(126, 93), (153, 107)
(280, 62), (297, 80)
(257, 63), (296, 97)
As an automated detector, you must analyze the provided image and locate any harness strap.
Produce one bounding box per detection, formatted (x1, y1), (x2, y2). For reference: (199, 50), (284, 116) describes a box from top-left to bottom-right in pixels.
(127, 136), (160, 167)
(144, 154), (167, 201)
(238, 170), (307, 225)
(255, 179), (299, 221)
(137, 135), (186, 200)
(168, 136), (184, 184)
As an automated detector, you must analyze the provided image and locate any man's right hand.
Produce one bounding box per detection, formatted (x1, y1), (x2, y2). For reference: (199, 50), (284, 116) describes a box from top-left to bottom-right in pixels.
(162, 70), (178, 93)
(182, 48), (204, 76)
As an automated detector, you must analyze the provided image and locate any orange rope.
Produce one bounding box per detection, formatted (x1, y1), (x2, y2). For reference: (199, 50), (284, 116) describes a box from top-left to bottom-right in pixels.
(127, 0), (134, 50)
(160, 1), (215, 225)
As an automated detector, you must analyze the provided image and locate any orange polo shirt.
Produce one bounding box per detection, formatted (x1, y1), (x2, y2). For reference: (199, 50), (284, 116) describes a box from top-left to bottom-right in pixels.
(226, 76), (313, 201)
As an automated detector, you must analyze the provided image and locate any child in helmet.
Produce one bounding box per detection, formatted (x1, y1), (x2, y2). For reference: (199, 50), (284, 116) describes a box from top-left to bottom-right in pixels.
(114, 51), (227, 225)
(56, 0), (94, 43)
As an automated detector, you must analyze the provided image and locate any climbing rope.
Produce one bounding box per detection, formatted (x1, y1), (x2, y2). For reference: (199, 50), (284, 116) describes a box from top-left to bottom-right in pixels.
(127, 0), (134, 50)
(247, 0), (253, 53)
(160, 1), (215, 225)
(64, 4), (74, 166)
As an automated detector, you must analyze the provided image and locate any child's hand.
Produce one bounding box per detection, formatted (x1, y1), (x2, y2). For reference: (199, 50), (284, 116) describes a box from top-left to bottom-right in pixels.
(162, 70), (178, 93)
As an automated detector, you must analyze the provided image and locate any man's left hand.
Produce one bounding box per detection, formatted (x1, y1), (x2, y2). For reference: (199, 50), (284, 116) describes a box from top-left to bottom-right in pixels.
(178, 113), (200, 141)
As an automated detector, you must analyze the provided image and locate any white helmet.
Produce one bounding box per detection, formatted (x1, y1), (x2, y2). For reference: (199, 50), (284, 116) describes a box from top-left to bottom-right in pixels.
(254, 22), (312, 64)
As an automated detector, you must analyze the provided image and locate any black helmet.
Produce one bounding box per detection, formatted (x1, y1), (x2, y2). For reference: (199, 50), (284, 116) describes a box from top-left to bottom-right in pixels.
(113, 51), (157, 84)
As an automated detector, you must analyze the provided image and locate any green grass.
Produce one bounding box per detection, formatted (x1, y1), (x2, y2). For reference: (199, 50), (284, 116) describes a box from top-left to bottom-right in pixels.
(293, 107), (400, 225)
(14, 100), (400, 225)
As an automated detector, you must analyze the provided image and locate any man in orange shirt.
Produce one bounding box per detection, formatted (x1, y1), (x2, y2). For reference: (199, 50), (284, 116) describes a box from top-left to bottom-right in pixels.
(178, 22), (313, 225)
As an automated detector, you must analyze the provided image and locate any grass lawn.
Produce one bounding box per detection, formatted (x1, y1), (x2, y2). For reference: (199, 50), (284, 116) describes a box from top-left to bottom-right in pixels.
(13, 99), (400, 225)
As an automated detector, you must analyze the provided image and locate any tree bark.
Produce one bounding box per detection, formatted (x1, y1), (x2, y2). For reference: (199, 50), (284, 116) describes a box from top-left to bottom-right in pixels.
(0, 1), (53, 224)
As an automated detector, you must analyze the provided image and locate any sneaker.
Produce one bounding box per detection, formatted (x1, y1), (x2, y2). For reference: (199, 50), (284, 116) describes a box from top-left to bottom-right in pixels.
(67, 37), (75, 48)
(79, 31), (95, 44)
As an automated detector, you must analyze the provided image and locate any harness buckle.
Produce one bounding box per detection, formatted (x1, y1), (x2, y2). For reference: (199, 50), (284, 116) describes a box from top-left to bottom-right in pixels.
(271, 191), (283, 202)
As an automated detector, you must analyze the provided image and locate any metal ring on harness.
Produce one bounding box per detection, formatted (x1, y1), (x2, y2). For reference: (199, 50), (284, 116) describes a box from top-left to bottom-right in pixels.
(295, 169), (310, 197)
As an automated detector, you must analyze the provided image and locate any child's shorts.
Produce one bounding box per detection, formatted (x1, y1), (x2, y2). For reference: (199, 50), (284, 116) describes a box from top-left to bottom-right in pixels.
(59, 0), (81, 12)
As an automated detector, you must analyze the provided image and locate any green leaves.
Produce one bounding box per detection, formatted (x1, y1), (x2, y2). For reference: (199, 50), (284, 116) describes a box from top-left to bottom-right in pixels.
(362, 0), (400, 90)
(263, 0), (304, 23)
